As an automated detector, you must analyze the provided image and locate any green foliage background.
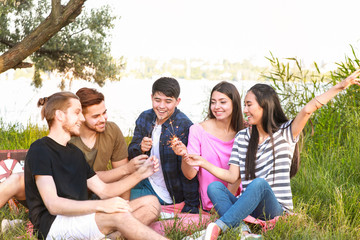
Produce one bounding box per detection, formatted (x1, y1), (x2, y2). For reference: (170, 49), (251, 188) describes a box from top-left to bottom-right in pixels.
(0, 0), (124, 88)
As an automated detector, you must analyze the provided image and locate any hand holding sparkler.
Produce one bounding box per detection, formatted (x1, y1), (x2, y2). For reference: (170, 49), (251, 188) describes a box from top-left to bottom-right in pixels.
(141, 137), (153, 153)
(170, 138), (189, 160)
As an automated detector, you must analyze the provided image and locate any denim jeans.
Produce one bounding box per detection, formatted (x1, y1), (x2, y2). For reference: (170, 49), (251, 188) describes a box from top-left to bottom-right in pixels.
(130, 178), (169, 205)
(207, 178), (283, 232)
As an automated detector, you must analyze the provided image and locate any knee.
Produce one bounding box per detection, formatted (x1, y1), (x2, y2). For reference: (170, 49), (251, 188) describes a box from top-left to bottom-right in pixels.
(141, 195), (161, 215)
(208, 181), (225, 197)
(6, 173), (24, 189)
(249, 178), (269, 189)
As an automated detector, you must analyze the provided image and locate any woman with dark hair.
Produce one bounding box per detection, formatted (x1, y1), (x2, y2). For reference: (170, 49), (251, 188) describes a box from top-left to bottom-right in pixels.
(183, 70), (360, 240)
(172, 81), (245, 212)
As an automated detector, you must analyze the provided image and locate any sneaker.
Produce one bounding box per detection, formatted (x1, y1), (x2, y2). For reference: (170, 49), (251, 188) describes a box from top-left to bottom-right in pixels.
(204, 223), (221, 240)
(240, 233), (263, 240)
(182, 229), (206, 240)
(159, 211), (175, 220)
(1, 219), (23, 232)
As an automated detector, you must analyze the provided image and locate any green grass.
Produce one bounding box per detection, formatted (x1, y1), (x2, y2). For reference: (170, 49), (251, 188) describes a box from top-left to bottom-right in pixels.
(0, 120), (48, 149)
(0, 52), (359, 239)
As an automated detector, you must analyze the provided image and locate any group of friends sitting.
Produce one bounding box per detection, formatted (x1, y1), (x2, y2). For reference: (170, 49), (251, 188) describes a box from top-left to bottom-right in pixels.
(0, 69), (359, 240)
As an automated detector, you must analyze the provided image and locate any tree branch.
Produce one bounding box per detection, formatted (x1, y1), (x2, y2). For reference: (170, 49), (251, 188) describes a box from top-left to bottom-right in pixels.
(51, 0), (62, 25)
(0, 0), (86, 73)
(14, 62), (33, 69)
(70, 27), (87, 37)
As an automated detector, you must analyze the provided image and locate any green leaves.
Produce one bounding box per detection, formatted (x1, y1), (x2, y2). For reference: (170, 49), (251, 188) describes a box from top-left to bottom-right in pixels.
(0, 0), (123, 88)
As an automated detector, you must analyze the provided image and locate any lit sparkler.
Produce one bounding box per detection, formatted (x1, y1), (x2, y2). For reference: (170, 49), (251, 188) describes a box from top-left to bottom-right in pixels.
(166, 119), (180, 146)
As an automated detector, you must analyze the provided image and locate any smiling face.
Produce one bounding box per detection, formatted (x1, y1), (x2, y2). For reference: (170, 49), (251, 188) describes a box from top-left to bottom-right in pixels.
(82, 100), (108, 133)
(243, 91), (263, 126)
(62, 98), (85, 136)
(210, 91), (233, 121)
(151, 91), (180, 125)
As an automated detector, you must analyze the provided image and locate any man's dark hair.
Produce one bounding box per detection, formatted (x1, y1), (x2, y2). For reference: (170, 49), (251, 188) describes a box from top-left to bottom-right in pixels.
(152, 77), (180, 99)
(76, 87), (104, 113)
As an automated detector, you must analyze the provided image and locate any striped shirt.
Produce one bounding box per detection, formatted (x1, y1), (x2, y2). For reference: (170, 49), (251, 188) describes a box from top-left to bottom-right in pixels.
(229, 120), (298, 211)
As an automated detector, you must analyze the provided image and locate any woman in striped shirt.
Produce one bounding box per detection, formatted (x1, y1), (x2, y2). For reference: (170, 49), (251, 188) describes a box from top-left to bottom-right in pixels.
(184, 70), (360, 240)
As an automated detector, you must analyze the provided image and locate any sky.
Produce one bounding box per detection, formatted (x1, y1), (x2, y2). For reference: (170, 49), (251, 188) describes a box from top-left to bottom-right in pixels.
(88, 0), (360, 67)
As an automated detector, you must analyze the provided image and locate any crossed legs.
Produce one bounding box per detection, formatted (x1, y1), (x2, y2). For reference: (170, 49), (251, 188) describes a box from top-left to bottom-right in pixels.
(96, 195), (166, 240)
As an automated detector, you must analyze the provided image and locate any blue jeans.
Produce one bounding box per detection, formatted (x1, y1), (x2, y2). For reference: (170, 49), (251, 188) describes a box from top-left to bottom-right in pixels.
(207, 178), (283, 232)
(130, 178), (169, 205)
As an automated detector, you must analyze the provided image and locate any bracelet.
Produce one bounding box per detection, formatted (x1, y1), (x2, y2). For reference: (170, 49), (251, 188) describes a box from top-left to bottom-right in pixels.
(315, 97), (325, 106)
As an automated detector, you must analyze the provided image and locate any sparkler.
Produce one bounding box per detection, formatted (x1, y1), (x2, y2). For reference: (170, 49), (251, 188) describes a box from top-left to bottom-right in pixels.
(167, 119), (180, 146)
(138, 123), (156, 148)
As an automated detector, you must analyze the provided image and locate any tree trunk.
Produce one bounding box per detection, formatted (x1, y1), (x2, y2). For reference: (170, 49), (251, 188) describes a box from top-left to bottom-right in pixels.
(0, 0), (86, 73)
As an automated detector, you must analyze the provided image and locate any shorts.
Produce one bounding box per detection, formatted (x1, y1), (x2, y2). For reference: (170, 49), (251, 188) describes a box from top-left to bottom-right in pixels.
(46, 213), (105, 240)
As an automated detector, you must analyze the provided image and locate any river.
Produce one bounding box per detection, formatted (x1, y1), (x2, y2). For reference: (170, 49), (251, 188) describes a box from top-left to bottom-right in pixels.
(0, 77), (260, 134)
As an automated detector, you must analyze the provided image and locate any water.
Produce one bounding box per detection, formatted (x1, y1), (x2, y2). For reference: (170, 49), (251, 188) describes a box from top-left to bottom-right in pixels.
(0, 77), (260, 134)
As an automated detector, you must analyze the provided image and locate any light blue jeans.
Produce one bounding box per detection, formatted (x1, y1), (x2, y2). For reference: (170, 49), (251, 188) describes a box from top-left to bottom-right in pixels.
(207, 178), (283, 232)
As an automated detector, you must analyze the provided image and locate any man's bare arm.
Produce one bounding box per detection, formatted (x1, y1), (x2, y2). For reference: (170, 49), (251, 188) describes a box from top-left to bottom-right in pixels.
(35, 175), (131, 216)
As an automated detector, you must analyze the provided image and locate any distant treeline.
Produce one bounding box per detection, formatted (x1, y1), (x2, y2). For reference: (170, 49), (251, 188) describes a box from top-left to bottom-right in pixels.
(125, 57), (267, 81)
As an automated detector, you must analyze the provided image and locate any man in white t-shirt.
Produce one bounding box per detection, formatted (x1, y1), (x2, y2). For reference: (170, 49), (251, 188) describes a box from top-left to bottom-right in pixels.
(128, 77), (200, 213)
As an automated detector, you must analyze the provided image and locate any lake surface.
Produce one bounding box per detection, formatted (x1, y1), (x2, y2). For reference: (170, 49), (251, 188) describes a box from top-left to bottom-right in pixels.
(0, 77), (260, 134)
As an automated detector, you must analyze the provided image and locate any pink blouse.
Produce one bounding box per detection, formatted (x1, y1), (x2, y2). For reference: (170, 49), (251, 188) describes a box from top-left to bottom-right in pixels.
(187, 123), (241, 211)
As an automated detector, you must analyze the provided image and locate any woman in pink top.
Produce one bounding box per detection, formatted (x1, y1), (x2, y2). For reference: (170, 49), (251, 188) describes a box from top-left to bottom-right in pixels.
(172, 81), (245, 211)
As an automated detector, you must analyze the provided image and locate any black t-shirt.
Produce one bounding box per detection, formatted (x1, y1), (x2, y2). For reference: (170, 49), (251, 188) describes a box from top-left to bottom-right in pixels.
(25, 137), (96, 239)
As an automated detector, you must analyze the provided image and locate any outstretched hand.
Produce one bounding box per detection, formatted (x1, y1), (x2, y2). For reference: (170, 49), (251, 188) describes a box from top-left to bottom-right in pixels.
(184, 154), (206, 167)
(339, 69), (360, 89)
(136, 155), (159, 179)
(128, 154), (149, 172)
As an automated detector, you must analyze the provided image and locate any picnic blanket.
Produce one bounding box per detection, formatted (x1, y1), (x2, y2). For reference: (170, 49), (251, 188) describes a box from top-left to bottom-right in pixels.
(149, 202), (213, 235)
(150, 202), (286, 236)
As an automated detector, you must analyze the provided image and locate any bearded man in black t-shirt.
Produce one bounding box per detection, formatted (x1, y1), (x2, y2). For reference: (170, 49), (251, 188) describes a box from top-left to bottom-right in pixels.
(25, 91), (167, 240)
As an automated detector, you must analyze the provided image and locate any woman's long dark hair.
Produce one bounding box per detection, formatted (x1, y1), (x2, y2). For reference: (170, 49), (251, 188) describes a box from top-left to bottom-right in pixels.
(207, 81), (244, 132)
(244, 84), (300, 180)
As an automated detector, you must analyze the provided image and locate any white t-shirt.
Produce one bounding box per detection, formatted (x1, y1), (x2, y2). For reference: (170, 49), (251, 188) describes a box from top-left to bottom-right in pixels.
(148, 124), (173, 204)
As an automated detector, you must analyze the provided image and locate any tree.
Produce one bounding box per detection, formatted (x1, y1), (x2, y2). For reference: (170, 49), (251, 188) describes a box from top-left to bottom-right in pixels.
(0, 0), (123, 88)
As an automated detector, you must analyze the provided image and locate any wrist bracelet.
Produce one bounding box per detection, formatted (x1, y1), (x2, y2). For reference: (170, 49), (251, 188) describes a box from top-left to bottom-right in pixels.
(315, 97), (325, 106)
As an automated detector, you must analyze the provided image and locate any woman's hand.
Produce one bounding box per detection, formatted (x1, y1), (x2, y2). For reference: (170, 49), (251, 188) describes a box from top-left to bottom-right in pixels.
(185, 154), (206, 167)
(338, 69), (360, 90)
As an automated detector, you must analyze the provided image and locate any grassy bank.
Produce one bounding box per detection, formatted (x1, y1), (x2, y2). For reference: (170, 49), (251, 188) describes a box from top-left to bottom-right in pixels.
(0, 53), (359, 239)
(0, 120), (48, 150)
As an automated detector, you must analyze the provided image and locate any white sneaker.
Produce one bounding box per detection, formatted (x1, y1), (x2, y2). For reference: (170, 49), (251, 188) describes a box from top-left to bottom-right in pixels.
(1, 219), (23, 232)
(182, 229), (206, 240)
(159, 212), (175, 220)
(240, 233), (263, 240)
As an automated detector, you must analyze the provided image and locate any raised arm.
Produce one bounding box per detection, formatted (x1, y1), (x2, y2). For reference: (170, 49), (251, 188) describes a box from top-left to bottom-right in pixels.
(292, 70), (360, 139)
